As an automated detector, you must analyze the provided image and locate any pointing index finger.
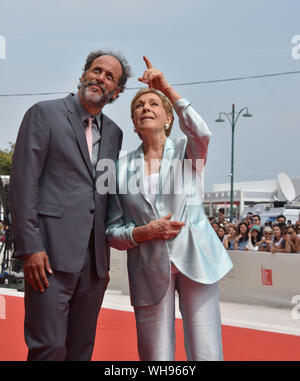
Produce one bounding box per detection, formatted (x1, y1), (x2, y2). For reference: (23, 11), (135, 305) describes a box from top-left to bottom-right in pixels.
(143, 56), (153, 69)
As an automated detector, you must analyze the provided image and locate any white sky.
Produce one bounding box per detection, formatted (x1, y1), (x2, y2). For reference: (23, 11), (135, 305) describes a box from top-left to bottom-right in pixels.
(0, 0), (299, 191)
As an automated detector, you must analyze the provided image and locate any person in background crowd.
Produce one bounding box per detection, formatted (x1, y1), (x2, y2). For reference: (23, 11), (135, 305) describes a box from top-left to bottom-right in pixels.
(208, 217), (215, 224)
(251, 215), (263, 234)
(271, 223), (284, 253)
(296, 224), (300, 239)
(295, 212), (300, 229)
(264, 220), (273, 228)
(211, 222), (219, 234)
(234, 222), (249, 251)
(217, 208), (226, 222)
(222, 219), (229, 232)
(277, 227), (292, 253)
(244, 212), (253, 226)
(256, 226), (276, 252)
(288, 226), (300, 253)
(247, 225), (261, 251)
(217, 225), (226, 243)
(223, 225), (237, 250)
(276, 215), (286, 225)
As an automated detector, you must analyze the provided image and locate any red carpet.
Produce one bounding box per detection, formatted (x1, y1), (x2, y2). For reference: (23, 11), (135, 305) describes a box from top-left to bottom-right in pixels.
(1, 294), (300, 361)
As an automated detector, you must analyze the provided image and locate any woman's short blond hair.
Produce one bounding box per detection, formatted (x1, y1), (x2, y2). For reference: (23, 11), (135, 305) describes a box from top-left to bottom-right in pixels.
(130, 88), (174, 137)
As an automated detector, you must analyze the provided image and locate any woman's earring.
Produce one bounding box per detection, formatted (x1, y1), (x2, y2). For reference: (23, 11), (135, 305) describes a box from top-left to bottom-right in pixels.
(165, 124), (170, 130)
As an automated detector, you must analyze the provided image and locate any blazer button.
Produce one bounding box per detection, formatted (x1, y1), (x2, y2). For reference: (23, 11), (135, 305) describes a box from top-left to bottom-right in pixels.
(89, 209), (95, 214)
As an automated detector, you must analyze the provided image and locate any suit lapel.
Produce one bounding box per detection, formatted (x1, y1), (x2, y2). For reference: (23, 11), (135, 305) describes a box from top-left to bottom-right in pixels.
(64, 94), (94, 178)
(94, 114), (119, 188)
(97, 114), (115, 161)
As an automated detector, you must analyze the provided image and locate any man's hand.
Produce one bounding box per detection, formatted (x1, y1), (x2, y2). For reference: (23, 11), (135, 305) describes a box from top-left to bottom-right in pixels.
(23, 251), (53, 292)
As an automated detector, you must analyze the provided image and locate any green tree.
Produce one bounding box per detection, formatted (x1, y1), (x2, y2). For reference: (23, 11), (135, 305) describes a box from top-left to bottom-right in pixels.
(0, 142), (15, 175)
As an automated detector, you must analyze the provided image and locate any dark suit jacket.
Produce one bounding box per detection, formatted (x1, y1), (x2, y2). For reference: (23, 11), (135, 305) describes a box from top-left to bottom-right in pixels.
(10, 93), (123, 278)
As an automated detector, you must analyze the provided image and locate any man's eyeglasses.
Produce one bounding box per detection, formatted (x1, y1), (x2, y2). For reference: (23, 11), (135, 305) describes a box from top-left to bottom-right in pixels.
(264, 232), (272, 236)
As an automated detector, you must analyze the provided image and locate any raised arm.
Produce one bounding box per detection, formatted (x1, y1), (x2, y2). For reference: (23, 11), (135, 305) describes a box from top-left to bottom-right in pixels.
(139, 57), (211, 165)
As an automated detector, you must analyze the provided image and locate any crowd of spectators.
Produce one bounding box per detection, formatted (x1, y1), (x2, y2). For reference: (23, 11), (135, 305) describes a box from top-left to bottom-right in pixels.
(209, 208), (300, 254)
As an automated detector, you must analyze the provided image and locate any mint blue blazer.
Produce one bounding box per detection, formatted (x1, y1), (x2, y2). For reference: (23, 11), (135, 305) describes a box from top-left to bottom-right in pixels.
(106, 99), (233, 307)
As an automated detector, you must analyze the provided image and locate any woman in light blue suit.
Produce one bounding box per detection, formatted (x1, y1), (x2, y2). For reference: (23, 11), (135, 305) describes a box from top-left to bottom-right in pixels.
(106, 57), (233, 361)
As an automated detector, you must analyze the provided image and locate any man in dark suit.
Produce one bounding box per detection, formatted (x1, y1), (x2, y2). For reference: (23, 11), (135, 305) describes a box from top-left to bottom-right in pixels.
(10, 50), (131, 361)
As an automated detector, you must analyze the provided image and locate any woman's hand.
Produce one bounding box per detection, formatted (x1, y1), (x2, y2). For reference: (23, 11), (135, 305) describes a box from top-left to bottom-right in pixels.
(147, 213), (185, 240)
(132, 213), (185, 243)
(138, 56), (170, 92)
(138, 56), (181, 104)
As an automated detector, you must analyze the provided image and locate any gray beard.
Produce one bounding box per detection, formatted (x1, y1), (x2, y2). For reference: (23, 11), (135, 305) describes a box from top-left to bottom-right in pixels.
(78, 80), (115, 107)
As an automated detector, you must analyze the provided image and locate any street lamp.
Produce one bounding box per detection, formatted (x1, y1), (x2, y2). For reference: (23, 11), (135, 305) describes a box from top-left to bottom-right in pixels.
(215, 104), (253, 222)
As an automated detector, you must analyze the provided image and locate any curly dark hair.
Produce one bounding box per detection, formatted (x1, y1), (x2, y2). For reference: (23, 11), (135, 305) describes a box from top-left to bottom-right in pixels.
(82, 49), (132, 102)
